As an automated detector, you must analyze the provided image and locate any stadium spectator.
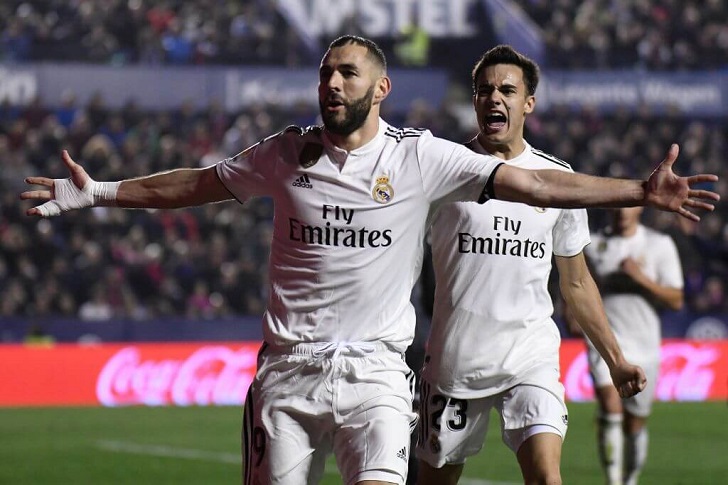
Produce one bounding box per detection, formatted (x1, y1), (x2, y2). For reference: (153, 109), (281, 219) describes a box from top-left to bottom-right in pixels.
(54, 90), (81, 129)
(185, 279), (219, 319)
(78, 284), (114, 321)
(160, 18), (194, 64)
(0, 17), (32, 62)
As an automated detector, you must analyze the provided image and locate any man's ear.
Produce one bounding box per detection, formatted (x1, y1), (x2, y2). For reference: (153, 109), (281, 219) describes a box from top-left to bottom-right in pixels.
(373, 76), (392, 105)
(525, 95), (536, 114)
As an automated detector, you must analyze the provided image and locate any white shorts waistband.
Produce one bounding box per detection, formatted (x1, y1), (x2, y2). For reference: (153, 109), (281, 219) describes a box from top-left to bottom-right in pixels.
(266, 341), (394, 358)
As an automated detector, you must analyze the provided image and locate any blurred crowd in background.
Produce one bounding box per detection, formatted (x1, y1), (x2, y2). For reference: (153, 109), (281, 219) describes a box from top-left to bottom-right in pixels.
(1, 0), (727, 71)
(0, 0), (304, 66)
(1, 94), (725, 322)
(524, 0), (728, 70)
(0, 1), (726, 324)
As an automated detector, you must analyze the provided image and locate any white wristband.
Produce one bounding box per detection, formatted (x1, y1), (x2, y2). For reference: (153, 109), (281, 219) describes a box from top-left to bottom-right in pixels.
(35, 178), (121, 217)
(89, 180), (121, 206)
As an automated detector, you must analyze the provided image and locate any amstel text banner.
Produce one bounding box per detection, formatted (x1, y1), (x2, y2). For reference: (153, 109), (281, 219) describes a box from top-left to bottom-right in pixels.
(0, 340), (726, 406)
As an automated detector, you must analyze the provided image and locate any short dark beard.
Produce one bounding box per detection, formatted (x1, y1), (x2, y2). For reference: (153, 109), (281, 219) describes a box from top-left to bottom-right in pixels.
(320, 86), (375, 136)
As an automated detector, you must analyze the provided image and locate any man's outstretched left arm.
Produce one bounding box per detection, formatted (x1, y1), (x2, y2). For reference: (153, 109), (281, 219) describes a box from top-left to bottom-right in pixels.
(494, 144), (719, 221)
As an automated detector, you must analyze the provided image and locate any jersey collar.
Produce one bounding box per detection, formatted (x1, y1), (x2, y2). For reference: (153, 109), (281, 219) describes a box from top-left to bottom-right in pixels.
(321, 118), (388, 167)
(468, 137), (531, 165)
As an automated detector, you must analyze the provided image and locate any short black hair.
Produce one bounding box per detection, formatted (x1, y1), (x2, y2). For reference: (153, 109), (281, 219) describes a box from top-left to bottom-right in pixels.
(328, 35), (387, 73)
(472, 45), (539, 96)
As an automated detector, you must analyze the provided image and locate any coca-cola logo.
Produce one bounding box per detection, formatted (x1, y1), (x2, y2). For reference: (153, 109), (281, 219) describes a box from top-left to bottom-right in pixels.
(562, 342), (720, 402)
(96, 346), (257, 406)
(657, 343), (719, 401)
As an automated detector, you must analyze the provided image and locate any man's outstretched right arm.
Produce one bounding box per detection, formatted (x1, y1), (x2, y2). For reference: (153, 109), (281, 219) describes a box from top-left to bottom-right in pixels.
(21, 151), (233, 216)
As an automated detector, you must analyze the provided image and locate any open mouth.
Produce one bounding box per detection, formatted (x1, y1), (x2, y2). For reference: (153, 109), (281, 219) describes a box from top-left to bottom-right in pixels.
(484, 112), (507, 131)
(326, 97), (345, 111)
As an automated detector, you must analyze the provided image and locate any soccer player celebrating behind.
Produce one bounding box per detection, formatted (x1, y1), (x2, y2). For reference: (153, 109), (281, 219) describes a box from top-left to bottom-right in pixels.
(417, 45), (647, 485)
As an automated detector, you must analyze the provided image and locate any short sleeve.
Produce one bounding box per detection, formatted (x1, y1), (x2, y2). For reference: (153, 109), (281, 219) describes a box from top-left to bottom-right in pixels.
(553, 207), (591, 257)
(215, 136), (280, 202)
(416, 132), (502, 207)
(656, 235), (684, 289)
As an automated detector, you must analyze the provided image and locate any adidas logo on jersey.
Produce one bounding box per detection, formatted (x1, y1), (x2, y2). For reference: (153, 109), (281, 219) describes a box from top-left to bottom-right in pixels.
(292, 174), (313, 189)
(396, 446), (407, 461)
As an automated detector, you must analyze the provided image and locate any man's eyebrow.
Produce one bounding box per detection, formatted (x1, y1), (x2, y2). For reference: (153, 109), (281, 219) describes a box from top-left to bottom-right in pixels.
(337, 62), (359, 71)
(320, 62), (359, 72)
(476, 81), (518, 89)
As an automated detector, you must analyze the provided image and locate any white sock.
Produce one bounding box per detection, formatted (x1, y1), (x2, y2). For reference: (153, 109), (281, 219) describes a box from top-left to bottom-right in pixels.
(597, 413), (623, 485)
(624, 428), (648, 485)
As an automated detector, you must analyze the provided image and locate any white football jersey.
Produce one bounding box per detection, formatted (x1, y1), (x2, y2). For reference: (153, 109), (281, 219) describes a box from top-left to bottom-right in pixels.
(585, 224), (683, 362)
(421, 140), (591, 399)
(216, 119), (502, 352)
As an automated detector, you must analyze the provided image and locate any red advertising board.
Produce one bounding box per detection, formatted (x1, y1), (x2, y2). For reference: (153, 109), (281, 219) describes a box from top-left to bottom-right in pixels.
(0, 342), (261, 407)
(561, 339), (728, 402)
(1, 340), (726, 407)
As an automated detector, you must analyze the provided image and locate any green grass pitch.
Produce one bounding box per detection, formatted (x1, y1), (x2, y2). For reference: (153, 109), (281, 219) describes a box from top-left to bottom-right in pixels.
(0, 402), (725, 484)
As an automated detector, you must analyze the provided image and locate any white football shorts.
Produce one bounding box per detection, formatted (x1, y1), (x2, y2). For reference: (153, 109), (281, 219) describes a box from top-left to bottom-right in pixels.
(416, 379), (568, 467)
(243, 341), (417, 485)
(588, 345), (659, 417)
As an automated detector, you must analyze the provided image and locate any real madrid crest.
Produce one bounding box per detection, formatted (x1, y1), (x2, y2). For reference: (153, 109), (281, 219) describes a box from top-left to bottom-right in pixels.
(372, 175), (394, 204)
